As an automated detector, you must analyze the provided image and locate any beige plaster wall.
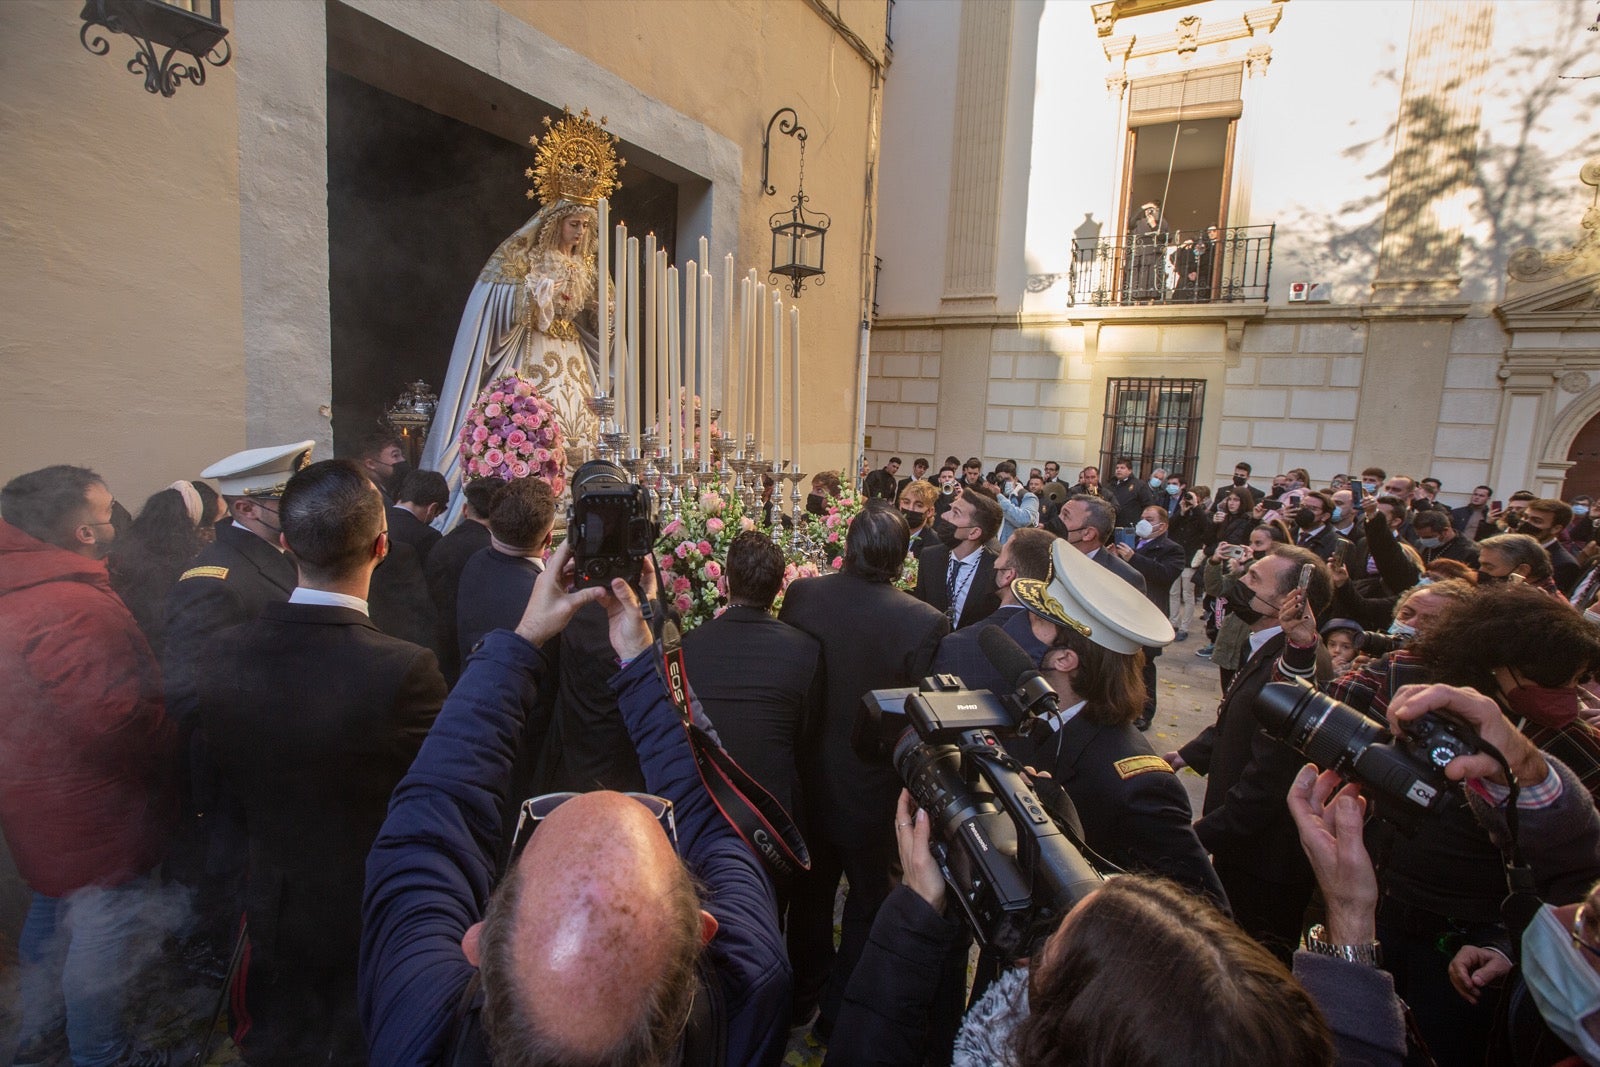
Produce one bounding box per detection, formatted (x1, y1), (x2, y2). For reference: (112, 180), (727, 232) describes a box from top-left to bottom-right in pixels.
(0, 0), (246, 504)
(498, 0), (888, 474)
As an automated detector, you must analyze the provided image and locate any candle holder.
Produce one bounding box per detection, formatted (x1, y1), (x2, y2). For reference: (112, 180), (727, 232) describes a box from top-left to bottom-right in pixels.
(585, 393), (623, 465)
(786, 469), (809, 531)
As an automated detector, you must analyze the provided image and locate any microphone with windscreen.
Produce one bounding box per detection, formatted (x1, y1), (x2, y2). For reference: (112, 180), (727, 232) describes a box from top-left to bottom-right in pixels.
(979, 625), (1060, 733)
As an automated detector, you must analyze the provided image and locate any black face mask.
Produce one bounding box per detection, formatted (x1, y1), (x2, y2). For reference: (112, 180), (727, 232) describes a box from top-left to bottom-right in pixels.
(932, 516), (966, 551)
(806, 492), (828, 517)
(1225, 594), (1265, 625)
(110, 499), (133, 539)
(387, 460), (413, 498)
(1294, 510), (1319, 530)
(1233, 475), (1248, 486)
(1476, 569), (1506, 584)
(900, 508), (926, 531)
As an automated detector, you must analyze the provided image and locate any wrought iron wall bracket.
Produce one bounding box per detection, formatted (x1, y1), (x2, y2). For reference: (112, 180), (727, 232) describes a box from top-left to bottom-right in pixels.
(79, 0), (232, 99)
(759, 108), (806, 196)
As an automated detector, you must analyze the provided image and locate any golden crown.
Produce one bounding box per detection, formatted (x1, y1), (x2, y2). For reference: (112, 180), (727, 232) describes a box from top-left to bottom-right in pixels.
(525, 107), (624, 207)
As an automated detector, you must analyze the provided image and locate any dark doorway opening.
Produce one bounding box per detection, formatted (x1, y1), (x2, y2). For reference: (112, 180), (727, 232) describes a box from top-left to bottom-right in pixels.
(326, 10), (678, 456)
(1563, 407), (1600, 501)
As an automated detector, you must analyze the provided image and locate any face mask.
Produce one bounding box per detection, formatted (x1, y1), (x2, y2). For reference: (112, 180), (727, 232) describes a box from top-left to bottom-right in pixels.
(806, 492), (828, 516)
(1476, 569), (1506, 584)
(1294, 510), (1319, 530)
(933, 516), (968, 551)
(1386, 621), (1417, 639)
(1515, 518), (1544, 538)
(1135, 519), (1155, 539)
(1332, 506), (1345, 523)
(1417, 536), (1442, 549)
(1225, 595), (1264, 625)
(1362, 483), (1378, 495)
(1503, 681), (1582, 729)
(387, 460), (413, 498)
(1148, 477), (1162, 490)
(1166, 483), (1181, 496)
(900, 508), (925, 531)
(1522, 904), (1600, 1063)
(1233, 475), (1248, 486)
(1576, 506), (1591, 517)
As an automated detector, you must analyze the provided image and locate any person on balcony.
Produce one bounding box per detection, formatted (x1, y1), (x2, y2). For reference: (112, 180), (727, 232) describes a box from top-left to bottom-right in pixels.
(1126, 201), (1169, 303)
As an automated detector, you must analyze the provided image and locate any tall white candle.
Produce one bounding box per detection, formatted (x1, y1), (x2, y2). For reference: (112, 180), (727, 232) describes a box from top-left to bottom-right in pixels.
(614, 221), (628, 427)
(657, 250), (670, 455)
(737, 276), (751, 447)
(684, 261), (697, 466)
(666, 266), (680, 463)
(771, 291), (783, 467)
(700, 270), (713, 470)
(626, 237), (640, 452)
(597, 198), (609, 395)
(753, 281), (766, 456)
(644, 234), (657, 439)
(722, 254), (734, 455)
(790, 306), (801, 467)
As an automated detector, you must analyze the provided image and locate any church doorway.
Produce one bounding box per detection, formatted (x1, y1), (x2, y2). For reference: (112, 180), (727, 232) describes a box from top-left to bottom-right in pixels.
(325, 5), (678, 456)
(1562, 406), (1600, 500)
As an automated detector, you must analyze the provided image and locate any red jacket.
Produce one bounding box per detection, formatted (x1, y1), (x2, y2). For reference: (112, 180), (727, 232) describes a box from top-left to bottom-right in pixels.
(0, 520), (177, 895)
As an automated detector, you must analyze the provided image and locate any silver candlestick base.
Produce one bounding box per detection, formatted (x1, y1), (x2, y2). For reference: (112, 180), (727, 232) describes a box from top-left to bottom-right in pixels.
(786, 469), (809, 531)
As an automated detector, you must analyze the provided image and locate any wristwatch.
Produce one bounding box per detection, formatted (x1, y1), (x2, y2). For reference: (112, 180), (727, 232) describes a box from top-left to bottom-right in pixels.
(1305, 924), (1382, 967)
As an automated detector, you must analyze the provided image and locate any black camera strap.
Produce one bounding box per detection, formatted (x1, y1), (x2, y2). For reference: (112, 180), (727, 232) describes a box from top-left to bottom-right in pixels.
(646, 580), (811, 882)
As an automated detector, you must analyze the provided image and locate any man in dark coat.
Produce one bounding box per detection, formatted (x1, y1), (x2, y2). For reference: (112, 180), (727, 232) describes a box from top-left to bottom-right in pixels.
(1170, 546), (1334, 963)
(912, 486), (1003, 629)
(779, 506), (949, 1033)
(387, 469), (448, 565)
(929, 527), (1055, 692)
(1106, 458), (1155, 528)
(1450, 484), (1495, 541)
(1110, 504), (1185, 730)
(455, 477), (554, 663)
(681, 532), (820, 817)
(424, 477), (501, 683)
(200, 460), (445, 1065)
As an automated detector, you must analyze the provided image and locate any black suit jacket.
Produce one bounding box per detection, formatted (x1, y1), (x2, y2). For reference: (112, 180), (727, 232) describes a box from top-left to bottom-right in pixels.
(1549, 540), (1583, 596)
(1125, 534), (1185, 616)
(912, 543), (1002, 629)
(542, 601), (645, 793)
(1177, 631), (1315, 886)
(1011, 709), (1227, 908)
(163, 518), (297, 729)
(368, 539), (439, 656)
(198, 602), (444, 970)
(1294, 524), (1346, 563)
(387, 505), (442, 566)
(929, 605), (1046, 696)
(779, 573), (949, 844)
(423, 519), (492, 683)
(1108, 477), (1155, 527)
(680, 606), (822, 815)
(1090, 546), (1146, 594)
(456, 548), (541, 663)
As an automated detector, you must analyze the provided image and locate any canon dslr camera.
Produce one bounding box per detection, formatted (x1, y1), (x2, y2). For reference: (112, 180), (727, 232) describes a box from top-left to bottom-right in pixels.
(566, 460), (656, 589)
(1255, 681), (1480, 819)
(863, 675), (1103, 960)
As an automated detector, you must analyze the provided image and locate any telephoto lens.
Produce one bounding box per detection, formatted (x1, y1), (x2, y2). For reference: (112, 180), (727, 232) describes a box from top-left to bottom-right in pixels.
(1255, 682), (1467, 815)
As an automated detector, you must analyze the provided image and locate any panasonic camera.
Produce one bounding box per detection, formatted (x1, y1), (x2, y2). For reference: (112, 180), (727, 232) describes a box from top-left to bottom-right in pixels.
(566, 460), (656, 589)
(863, 674), (1103, 960)
(1255, 681), (1480, 819)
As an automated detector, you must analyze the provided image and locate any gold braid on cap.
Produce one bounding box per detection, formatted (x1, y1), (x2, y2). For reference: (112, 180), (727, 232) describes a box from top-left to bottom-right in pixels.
(1010, 578), (1093, 638)
(525, 107), (624, 208)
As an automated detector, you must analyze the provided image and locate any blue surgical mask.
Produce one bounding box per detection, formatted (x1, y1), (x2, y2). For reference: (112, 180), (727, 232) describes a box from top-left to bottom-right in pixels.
(1331, 506), (1345, 523)
(1576, 505), (1591, 517)
(1166, 483), (1181, 496)
(1148, 477), (1162, 490)
(1522, 904), (1600, 1064)
(1362, 482), (1378, 495)
(1417, 536), (1442, 549)
(1135, 519), (1155, 539)
(1386, 621), (1417, 638)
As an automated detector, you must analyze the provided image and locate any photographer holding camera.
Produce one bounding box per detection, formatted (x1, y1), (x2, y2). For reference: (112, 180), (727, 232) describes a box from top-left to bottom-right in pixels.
(360, 540), (790, 1066)
(1262, 582), (1600, 1064)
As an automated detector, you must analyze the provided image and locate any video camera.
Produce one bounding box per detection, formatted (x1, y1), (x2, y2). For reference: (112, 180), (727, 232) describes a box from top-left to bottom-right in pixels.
(1255, 681), (1480, 819)
(566, 460), (657, 589)
(857, 629), (1103, 960)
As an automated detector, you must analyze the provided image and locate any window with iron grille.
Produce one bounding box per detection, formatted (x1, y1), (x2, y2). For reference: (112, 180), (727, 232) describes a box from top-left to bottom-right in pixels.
(1099, 377), (1206, 481)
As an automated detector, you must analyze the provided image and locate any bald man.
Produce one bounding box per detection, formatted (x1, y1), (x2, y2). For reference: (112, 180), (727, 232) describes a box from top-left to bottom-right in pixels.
(361, 542), (789, 1065)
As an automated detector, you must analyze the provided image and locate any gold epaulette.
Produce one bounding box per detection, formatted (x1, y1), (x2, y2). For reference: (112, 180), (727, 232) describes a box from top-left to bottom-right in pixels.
(1114, 754), (1173, 780)
(180, 565), (229, 581)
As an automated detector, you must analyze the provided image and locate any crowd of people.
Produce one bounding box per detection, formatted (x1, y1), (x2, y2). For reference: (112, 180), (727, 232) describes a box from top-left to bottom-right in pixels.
(6, 438), (1600, 1067)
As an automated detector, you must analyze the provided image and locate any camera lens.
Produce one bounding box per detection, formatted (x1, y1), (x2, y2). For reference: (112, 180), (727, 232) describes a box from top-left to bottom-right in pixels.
(1256, 683), (1385, 773)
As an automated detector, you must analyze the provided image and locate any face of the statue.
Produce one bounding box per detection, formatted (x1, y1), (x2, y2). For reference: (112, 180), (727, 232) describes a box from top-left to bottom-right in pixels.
(559, 214), (591, 253)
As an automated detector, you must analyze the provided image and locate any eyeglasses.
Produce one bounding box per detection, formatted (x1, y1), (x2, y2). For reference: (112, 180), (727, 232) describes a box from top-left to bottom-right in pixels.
(507, 791), (677, 869)
(1573, 904), (1600, 962)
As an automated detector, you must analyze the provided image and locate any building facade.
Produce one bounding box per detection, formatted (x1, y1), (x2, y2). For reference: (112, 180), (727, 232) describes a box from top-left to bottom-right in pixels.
(1, 0), (889, 501)
(866, 0), (1600, 506)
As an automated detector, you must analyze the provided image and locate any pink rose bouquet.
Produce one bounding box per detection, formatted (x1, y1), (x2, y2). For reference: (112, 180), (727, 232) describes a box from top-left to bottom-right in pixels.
(458, 374), (565, 493)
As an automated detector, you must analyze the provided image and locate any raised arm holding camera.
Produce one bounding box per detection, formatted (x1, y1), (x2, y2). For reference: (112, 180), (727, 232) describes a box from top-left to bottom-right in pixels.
(359, 540), (790, 1067)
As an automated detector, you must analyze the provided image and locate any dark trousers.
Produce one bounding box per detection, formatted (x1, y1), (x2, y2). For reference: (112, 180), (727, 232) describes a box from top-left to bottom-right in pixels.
(234, 944), (365, 1067)
(1212, 856), (1311, 966)
(1141, 657), (1158, 720)
(786, 827), (898, 1032)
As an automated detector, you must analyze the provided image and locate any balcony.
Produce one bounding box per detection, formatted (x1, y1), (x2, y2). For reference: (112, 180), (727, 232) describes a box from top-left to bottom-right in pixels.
(1045, 223), (1275, 308)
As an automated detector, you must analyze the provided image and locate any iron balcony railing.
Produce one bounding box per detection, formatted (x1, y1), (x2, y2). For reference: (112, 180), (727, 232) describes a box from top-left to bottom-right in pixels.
(1067, 223), (1275, 308)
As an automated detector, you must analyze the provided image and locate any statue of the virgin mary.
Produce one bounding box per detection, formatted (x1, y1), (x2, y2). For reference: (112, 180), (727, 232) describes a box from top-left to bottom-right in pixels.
(422, 108), (621, 529)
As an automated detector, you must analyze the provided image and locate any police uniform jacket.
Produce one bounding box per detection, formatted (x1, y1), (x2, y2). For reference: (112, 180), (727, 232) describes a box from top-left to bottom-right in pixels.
(162, 518), (297, 729)
(1011, 706), (1228, 909)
